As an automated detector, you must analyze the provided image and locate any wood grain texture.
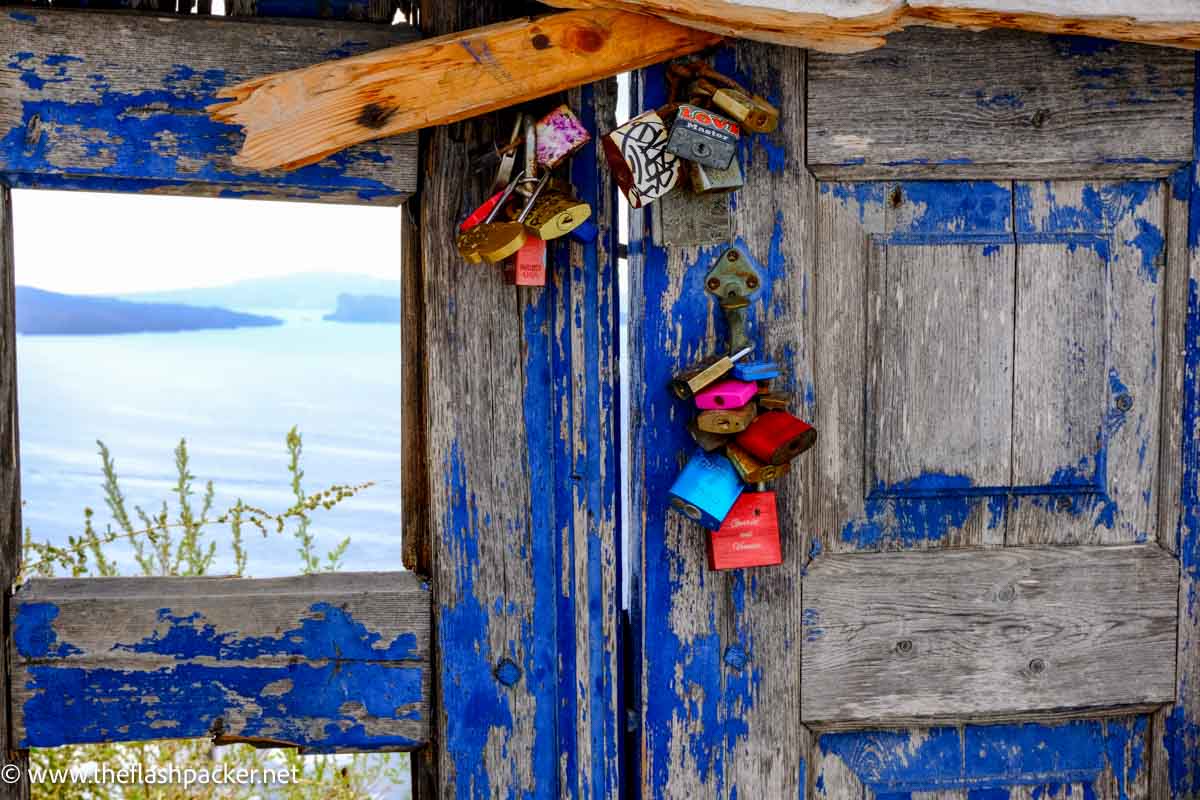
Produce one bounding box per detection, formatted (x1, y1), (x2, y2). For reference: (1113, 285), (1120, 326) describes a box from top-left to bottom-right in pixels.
(0, 7), (418, 203)
(0, 189), (28, 800)
(808, 28), (1194, 180)
(416, 2), (622, 795)
(543, 0), (1200, 53)
(801, 544), (1177, 728)
(10, 573), (430, 751)
(1008, 180), (1167, 546)
(209, 10), (722, 171)
(629, 43), (814, 797)
(400, 205), (429, 575)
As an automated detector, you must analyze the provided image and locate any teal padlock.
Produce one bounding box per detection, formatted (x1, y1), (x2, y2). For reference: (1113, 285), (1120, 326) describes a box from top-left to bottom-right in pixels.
(668, 448), (745, 530)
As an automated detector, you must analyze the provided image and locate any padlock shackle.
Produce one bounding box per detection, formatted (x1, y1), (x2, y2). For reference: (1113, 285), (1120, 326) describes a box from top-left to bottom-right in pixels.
(516, 172), (553, 223)
(484, 170), (526, 225)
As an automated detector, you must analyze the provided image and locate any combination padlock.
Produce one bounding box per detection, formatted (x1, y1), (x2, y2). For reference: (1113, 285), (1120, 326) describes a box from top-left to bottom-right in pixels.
(535, 104), (591, 169)
(457, 172), (551, 265)
(711, 88), (780, 134)
(696, 402), (756, 434)
(736, 410), (817, 465)
(670, 345), (753, 400)
(456, 173), (524, 263)
(694, 379), (758, 411)
(603, 109), (683, 209)
(725, 442), (790, 484)
(523, 191), (592, 241)
(707, 491), (782, 571)
(666, 104), (739, 171)
(668, 448), (744, 530)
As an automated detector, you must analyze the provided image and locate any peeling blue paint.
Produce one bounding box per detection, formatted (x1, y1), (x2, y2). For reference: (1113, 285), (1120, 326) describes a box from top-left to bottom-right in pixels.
(14, 603), (82, 659)
(893, 181), (1011, 235)
(1049, 36), (1120, 59)
(8, 11), (35, 22)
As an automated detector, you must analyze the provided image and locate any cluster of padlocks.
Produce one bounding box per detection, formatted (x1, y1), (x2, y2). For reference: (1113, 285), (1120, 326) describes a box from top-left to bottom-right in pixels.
(665, 246), (816, 569)
(603, 61), (779, 207)
(456, 105), (596, 285)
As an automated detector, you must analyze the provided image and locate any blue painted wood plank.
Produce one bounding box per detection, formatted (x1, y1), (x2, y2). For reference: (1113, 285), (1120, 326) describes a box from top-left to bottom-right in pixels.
(0, 9), (417, 203)
(11, 573), (430, 751)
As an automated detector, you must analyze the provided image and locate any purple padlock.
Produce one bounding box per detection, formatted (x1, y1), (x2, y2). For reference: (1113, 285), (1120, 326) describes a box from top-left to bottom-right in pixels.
(694, 379), (758, 411)
(536, 105), (591, 169)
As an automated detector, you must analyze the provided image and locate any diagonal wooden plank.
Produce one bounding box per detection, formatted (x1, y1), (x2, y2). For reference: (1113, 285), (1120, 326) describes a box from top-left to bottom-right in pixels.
(10, 572), (430, 752)
(801, 544), (1177, 729)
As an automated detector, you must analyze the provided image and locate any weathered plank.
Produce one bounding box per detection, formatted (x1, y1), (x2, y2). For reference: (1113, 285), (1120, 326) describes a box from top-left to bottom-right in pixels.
(226, 0), (397, 22)
(10, 572), (430, 751)
(0, 188), (28, 800)
(808, 28), (1194, 180)
(1007, 180), (1167, 546)
(0, 8), (418, 203)
(416, 2), (623, 795)
(812, 716), (1153, 799)
(209, 9), (722, 171)
(801, 544), (1177, 728)
(544, 0), (1200, 53)
(630, 43), (814, 797)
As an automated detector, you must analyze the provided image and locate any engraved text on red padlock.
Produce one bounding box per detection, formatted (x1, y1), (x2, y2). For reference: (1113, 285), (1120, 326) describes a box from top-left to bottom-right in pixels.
(707, 491), (782, 570)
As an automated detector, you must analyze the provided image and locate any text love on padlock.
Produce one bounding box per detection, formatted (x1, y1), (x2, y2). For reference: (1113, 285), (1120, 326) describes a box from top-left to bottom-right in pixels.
(535, 105), (591, 169)
(456, 173), (525, 263)
(725, 442), (790, 484)
(690, 159), (743, 194)
(694, 379), (758, 411)
(707, 491), (782, 570)
(737, 410), (817, 465)
(668, 448), (744, 530)
(696, 402), (756, 434)
(510, 234), (547, 287)
(458, 172), (551, 264)
(666, 104), (739, 171)
(670, 345), (753, 400)
(711, 88), (780, 134)
(757, 391), (789, 410)
(603, 110), (683, 209)
(687, 419), (729, 452)
(524, 191), (592, 240)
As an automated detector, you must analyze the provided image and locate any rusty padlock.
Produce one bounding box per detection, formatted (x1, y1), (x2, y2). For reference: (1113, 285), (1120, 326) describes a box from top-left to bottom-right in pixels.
(603, 109), (683, 209)
(757, 391), (789, 411)
(725, 442), (790, 484)
(711, 88), (780, 134)
(696, 402), (756, 434)
(707, 491), (783, 570)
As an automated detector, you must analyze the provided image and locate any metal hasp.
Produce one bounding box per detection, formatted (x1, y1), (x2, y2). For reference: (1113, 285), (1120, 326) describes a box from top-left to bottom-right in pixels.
(705, 245), (763, 355)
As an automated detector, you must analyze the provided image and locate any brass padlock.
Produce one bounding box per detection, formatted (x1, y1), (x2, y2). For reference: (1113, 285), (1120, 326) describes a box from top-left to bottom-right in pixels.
(696, 402), (756, 434)
(670, 346), (753, 400)
(456, 172), (524, 263)
(712, 88), (780, 134)
(688, 419), (729, 452)
(758, 392), (789, 411)
(524, 191), (592, 241)
(459, 173), (551, 264)
(726, 442), (790, 484)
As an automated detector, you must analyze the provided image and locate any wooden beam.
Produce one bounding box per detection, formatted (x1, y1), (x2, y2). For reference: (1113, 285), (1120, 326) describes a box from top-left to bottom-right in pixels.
(801, 544), (1178, 729)
(0, 8), (419, 203)
(543, 0), (1200, 53)
(0, 188), (28, 800)
(10, 572), (430, 751)
(807, 26), (1194, 180)
(208, 10), (721, 171)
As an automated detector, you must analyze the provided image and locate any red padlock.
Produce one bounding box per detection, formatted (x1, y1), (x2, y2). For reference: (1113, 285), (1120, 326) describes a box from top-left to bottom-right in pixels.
(736, 410), (817, 466)
(707, 491), (782, 570)
(459, 188), (508, 233)
(511, 235), (547, 286)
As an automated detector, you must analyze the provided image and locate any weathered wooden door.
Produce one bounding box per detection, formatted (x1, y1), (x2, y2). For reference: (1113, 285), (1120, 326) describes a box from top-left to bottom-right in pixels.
(630, 31), (1200, 797)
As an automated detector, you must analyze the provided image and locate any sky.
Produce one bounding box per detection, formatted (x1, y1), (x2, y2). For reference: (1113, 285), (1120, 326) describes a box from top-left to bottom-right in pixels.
(11, 189), (403, 295)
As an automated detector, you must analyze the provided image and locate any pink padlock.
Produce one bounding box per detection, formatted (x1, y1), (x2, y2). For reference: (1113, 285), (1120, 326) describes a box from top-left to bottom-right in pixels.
(694, 379), (758, 411)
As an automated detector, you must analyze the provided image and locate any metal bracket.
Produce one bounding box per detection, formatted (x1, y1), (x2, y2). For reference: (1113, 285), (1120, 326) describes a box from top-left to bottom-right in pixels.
(705, 245), (763, 355)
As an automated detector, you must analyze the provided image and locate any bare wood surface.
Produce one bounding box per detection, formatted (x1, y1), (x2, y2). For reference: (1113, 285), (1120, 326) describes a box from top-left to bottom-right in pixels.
(209, 10), (721, 171)
(801, 544), (1177, 728)
(10, 573), (430, 751)
(0, 189), (28, 799)
(400, 205), (428, 575)
(0, 8), (419, 203)
(544, 0), (1200, 53)
(808, 28), (1194, 180)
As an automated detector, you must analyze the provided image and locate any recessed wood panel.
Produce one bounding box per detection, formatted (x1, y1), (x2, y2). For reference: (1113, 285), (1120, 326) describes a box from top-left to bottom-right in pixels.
(801, 544), (1177, 728)
(808, 28), (1194, 180)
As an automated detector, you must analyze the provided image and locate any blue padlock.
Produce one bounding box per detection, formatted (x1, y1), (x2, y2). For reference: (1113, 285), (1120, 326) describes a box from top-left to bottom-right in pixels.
(668, 448), (745, 530)
(732, 360), (780, 382)
(569, 219), (599, 244)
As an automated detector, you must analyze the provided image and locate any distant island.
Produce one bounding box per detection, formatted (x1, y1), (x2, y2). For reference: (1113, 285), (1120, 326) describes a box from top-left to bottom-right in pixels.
(122, 272), (400, 312)
(16, 287), (282, 336)
(324, 293), (402, 324)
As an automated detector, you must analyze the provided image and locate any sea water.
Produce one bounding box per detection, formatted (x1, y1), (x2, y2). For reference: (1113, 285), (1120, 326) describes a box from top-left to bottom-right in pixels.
(17, 310), (403, 577)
